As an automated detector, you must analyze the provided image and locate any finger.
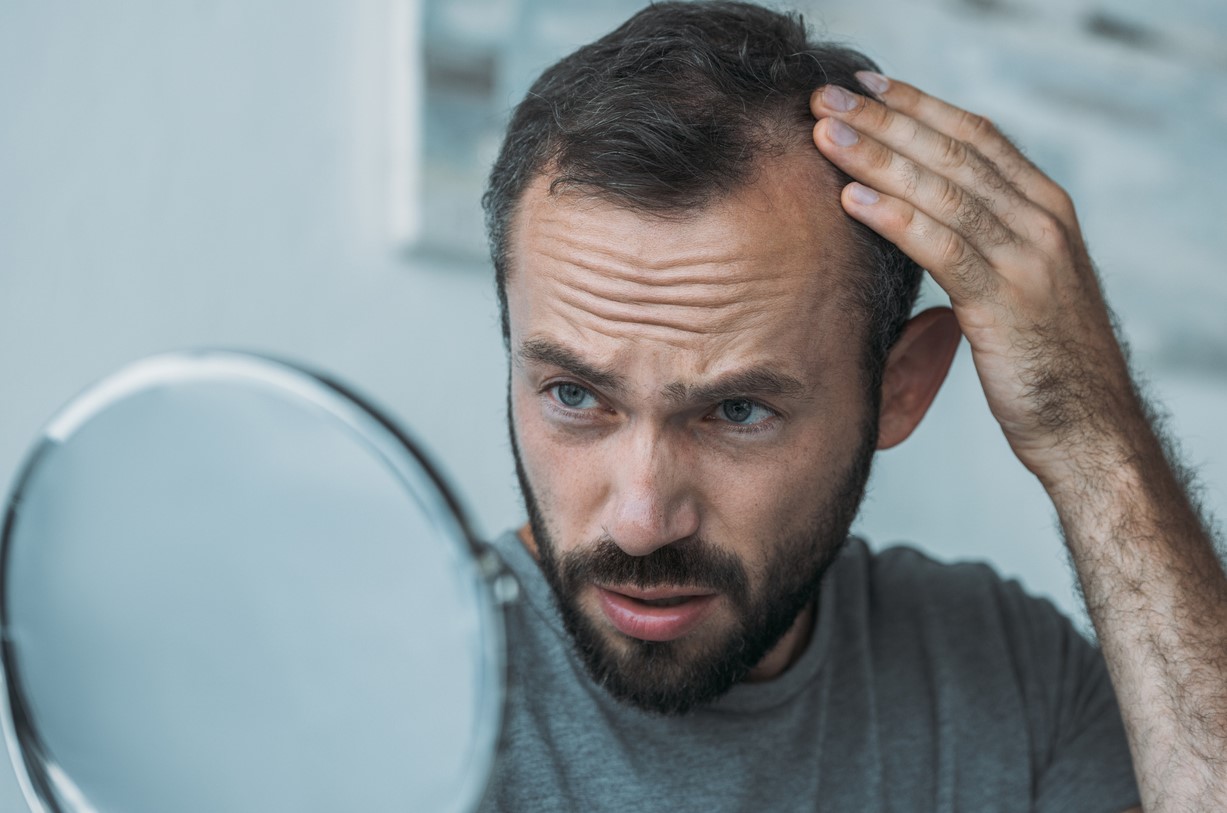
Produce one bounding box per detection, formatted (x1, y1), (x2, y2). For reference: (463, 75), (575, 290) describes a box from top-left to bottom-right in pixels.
(839, 181), (1000, 306)
(851, 75), (1035, 184)
(813, 116), (1020, 261)
(810, 83), (1037, 228)
(853, 73), (1075, 221)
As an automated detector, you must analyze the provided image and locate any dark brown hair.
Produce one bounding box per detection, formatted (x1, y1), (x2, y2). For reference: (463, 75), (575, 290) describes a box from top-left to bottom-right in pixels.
(483, 1), (923, 385)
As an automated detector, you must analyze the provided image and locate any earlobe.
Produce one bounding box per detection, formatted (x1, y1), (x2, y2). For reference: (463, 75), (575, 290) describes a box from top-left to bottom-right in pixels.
(876, 307), (962, 450)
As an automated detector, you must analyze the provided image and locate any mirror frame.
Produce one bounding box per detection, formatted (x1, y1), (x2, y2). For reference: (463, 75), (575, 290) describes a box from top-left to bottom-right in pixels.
(0, 350), (509, 813)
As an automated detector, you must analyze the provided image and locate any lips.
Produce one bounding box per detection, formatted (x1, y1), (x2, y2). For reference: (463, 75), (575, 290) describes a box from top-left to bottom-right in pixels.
(595, 585), (718, 642)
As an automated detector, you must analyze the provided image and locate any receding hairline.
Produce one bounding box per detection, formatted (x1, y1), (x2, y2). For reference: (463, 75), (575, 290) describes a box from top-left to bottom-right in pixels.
(501, 135), (856, 283)
(542, 105), (815, 207)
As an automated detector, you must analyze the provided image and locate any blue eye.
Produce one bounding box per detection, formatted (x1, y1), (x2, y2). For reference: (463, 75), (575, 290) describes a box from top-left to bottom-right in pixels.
(718, 399), (773, 425)
(552, 383), (597, 409)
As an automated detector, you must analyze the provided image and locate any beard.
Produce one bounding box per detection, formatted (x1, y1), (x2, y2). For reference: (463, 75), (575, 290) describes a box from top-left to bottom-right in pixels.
(508, 401), (878, 716)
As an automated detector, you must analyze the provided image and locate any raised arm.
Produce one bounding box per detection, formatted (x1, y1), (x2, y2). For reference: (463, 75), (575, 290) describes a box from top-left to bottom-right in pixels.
(809, 72), (1227, 811)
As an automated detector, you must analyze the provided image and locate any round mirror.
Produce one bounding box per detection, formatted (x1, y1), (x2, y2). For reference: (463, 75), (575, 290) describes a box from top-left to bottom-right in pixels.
(0, 351), (508, 813)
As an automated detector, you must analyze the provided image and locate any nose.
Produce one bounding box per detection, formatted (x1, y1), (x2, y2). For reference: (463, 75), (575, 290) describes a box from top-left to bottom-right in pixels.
(603, 427), (700, 557)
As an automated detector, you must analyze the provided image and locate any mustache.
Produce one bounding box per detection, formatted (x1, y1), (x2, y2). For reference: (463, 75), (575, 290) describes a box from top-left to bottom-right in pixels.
(558, 535), (750, 609)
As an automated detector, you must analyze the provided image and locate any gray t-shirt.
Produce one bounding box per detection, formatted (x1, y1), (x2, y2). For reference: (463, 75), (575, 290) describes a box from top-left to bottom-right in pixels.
(477, 531), (1140, 813)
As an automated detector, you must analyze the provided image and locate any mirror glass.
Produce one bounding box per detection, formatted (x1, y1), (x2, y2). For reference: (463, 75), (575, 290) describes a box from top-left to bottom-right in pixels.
(0, 351), (505, 813)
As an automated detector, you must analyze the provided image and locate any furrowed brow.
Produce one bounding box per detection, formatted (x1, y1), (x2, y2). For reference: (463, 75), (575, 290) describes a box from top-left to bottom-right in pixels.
(515, 338), (627, 392)
(664, 367), (809, 405)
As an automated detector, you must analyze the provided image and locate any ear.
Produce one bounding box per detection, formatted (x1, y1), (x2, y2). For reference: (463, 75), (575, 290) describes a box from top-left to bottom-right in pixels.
(876, 307), (961, 450)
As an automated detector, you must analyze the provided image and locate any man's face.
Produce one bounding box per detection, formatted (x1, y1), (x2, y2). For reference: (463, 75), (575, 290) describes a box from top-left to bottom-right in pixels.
(505, 150), (878, 715)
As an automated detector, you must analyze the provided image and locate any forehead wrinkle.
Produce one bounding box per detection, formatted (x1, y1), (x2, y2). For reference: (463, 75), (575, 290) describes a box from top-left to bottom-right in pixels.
(526, 188), (818, 279)
(552, 312), (751, 350)
(530, 232), (801, 292)
(535, 247), (800, 339)
(536, 227), (745, 277)
(508, 150), (864, 361)
(511, 166), (856, 338)
(551, 284), (772, 337)
(549, 266), (783, 312)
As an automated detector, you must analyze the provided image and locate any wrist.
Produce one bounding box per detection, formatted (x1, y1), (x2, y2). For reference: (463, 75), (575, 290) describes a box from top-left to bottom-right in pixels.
(1029, 407), (1162, 509)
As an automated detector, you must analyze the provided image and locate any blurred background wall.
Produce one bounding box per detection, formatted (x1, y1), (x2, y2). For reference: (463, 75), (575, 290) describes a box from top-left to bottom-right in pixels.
(1, 0), (1224, 807)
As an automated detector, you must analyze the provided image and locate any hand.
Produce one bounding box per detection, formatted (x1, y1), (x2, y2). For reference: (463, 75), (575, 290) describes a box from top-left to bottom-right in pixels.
(810, 73), (1143, 487)
(808, 76), (1227, 813)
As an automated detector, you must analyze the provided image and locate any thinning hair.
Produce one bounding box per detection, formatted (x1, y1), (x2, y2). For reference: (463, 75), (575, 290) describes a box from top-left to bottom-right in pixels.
(483, 0), (924, 389)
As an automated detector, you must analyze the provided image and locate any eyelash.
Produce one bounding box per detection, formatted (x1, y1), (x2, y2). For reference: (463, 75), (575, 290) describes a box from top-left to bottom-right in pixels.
(541, 381), (781, 435)
(541, 382), (604, 420)
(703, 402), (780, 435)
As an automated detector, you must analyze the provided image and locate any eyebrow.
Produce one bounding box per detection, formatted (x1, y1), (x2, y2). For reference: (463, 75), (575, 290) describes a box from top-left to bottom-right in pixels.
(516, 338), (628, 392)
(516, 337), (809, 404)
(663, 368), (808, 405)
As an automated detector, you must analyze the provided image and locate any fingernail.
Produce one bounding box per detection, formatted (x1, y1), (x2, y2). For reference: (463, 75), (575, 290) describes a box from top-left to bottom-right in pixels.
(847, 183), (879, 205)
(827, 118), (859, 147)
(855, 71), (890, 95)
(822, 84), (857, 112)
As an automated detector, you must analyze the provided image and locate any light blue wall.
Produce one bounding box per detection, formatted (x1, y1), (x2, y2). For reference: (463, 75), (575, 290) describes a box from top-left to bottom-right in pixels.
(1, 1), (1224, 809)
(0, 1), (524, 528)
(1, 6), (517, 806)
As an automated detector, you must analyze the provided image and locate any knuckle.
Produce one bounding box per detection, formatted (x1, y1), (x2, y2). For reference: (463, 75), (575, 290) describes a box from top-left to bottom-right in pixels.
(938, 230), (967, 267)
(951, 190), (1013, 249)
(891, 81), (922, 112)
(959, 110), (995, 141)
(901, 205), (927, 241)
(865, 98), (892, 129)
(938, 134), (967, 170)
(944, 242), (997, 299)
(1046, 186), (1077, 220)
(881, 202), (911, 236)
(1033, 209), (1063, 234)
(901, 161), (922, 198)
(936, 177), (965, 217)
(1033, 211), (1070, 252)
(972, 162), (1005, 194)
(956, 204), (984, 239)
(969, 147), (1012, 194)
(868, 144), (894, 172)
(991, 220), (1018, 249)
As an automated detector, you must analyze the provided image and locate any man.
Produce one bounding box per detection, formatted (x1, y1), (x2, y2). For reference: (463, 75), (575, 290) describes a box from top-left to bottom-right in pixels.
(476, 3), (1227, 811)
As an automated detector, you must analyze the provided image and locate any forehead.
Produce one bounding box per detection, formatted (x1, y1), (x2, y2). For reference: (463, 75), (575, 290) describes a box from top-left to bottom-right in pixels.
(505, 151), (864, 385)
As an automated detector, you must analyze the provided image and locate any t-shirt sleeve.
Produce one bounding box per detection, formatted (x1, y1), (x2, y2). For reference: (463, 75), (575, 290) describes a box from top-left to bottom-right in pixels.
(991, 576), (1141, 813)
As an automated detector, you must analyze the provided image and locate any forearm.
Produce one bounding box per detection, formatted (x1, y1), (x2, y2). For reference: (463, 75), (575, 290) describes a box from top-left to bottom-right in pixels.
(1049, 406), (1227, 811)
(804, 70), (1226, 807)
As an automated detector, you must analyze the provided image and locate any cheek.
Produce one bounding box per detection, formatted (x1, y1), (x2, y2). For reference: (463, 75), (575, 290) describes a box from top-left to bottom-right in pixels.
(696, 425), (857, 557)
(510, 381), (555, 489)
(698, 452), (813, 536)
(510, 380), (609, 542)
